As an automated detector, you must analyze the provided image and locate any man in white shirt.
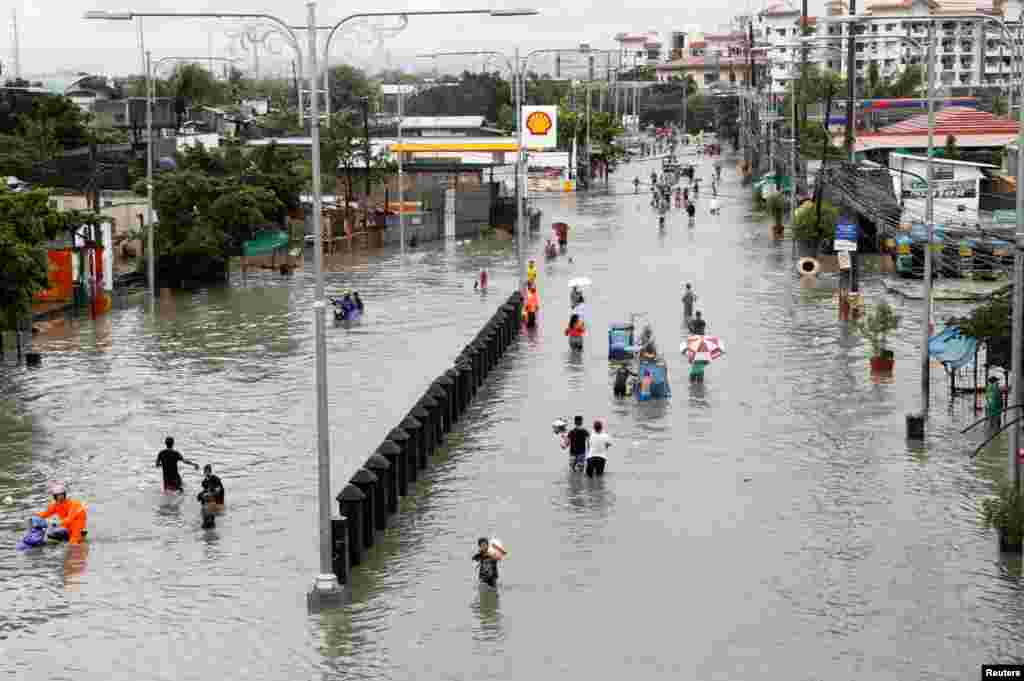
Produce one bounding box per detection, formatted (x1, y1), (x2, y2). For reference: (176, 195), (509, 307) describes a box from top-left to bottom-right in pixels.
(586, 420), (612, 478)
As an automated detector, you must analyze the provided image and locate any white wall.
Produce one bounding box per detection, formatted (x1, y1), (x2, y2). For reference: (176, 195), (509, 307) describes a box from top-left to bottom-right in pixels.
(890, 153), (983, 227)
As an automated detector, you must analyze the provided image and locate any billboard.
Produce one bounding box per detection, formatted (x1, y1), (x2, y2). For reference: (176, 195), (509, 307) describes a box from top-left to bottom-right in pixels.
(521, 106), (558, 149)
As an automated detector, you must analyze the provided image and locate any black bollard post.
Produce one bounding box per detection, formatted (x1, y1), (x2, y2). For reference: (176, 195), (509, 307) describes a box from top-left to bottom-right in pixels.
(404, 411), (429, 470)
(455, 360), (473, 413)
(905, 413), (925, 441)
(460, 348), (480, 397)
(417, 395), (441, 458)
(25, 352), (41, 367)
(365, 452), (394, 523)
(349, 468), (378, 548)
(475, 331), (492, 372)
(483, 326), (497, 367)
(336, 484), (366, 567)
(445, 368), (461, 423)
(501, 303), (516, 346)
(331, 516), (350, 586)
(491, 313), (507, 356)
(438, 373), (457, 424)
(428, 382), (450, 437)
(484, 324), (499, 368)
(471, 340), (487, 384)
(387, 427), (415, 487)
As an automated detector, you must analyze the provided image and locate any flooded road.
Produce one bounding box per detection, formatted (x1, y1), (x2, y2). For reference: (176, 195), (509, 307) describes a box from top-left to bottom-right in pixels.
(1, 156), (1021, 680)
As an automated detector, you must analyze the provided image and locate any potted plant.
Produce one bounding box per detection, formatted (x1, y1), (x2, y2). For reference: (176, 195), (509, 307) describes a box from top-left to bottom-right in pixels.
(981, 482), (1024, 553)
(792, 199), (839, 257)
(853, 299), (901, 373)
(765, 192), (786, 238)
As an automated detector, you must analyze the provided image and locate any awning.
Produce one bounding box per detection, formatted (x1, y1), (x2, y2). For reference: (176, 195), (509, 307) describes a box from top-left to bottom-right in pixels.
(928, 327), (978, 370)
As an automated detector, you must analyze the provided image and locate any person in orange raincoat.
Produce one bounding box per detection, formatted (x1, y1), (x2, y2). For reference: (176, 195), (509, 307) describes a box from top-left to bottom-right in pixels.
(36, 481), (88, 544)
(523, 284), (540, 328)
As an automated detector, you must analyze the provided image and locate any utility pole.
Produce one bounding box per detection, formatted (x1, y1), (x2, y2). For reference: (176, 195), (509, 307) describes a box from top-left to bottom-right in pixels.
(921, 21), (937, 417)
(11, 9), (21, 80)
(361, 96), (372, 230)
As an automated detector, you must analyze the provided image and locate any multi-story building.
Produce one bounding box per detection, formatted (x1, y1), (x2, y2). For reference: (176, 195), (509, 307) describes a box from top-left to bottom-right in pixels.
(655, 29), (766, 89)
(754, 0), (1024, 94)
(614, 31), (664, 71)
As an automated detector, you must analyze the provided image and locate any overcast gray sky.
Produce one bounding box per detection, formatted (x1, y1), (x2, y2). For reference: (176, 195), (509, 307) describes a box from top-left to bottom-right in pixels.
(7, 0), (823, 79)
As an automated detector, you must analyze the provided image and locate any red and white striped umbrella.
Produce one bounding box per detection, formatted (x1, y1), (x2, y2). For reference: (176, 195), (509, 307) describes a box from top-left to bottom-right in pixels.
(681, 335), (724, 362)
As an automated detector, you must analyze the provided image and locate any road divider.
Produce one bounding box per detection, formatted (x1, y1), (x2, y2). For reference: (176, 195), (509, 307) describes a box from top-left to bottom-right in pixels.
(329, 291), (524, 588)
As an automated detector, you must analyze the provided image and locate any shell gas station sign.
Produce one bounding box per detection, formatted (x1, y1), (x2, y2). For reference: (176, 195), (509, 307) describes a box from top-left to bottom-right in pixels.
(521, 106), (557, 149)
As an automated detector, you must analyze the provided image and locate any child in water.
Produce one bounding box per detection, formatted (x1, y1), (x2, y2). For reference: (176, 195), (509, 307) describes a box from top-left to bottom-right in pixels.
(472, 537), (499, 588)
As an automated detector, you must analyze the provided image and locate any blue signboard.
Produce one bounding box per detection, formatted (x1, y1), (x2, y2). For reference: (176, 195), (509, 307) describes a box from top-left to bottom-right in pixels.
(835, 220), (858, 242)
(909, 223), (945, 243)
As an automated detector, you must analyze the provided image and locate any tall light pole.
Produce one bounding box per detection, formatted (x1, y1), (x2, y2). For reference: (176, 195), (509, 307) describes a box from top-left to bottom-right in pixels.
(146, 53), (239, 304)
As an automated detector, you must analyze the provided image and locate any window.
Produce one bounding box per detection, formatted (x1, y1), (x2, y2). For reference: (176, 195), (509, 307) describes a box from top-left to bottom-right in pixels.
(933, 165), (954, 181)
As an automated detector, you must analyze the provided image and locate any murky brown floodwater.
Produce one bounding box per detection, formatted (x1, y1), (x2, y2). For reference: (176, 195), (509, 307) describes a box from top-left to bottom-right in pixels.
(1, 156), (1021, 681)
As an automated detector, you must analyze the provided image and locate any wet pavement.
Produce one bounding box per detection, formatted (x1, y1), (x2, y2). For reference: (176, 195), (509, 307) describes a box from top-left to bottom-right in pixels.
(1, 155), (1021, 680)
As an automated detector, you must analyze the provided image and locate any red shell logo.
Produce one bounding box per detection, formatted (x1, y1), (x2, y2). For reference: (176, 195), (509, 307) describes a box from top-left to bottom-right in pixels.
(526, 110), (552, 136)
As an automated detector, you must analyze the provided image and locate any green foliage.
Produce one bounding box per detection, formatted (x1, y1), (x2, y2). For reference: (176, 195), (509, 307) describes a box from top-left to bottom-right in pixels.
(853, 299), (901, 357)
(765, 192), (786, 227)
(406, 71), (516, 123)
(0, 188), (101, 326)
(792, 198), (839, 244)
(556, 105), (626, 172)
(147, 141), (303, 285)
(752, 186), (764, 210)
(318, 112), (395, 206)
(981, 482), (1024, 548)
(958, 289), (1011, 342)
(327, 65), (379, 115)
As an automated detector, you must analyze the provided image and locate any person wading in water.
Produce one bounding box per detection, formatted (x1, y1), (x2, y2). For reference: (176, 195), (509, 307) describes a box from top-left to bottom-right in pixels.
(156, 437), (199, 493)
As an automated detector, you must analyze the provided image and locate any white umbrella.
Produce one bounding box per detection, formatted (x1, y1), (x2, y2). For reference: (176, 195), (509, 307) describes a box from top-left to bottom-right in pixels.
(568, 277), (592, 289)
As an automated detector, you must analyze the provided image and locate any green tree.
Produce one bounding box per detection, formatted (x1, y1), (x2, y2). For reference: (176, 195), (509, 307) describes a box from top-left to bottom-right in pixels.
(792, 198), (839, 244)
(170, 63), (225, 107)
(866, 62), (881, 99)
(0, 187), (100, 327)
(327, 64), (378, 115)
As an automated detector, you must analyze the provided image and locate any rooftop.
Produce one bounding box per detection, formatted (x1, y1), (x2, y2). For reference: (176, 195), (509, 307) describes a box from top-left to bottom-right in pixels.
(871, 106), (1019, 136)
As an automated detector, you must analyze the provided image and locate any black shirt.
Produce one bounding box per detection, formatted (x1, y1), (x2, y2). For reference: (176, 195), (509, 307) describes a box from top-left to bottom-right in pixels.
(157, 449), (184, 483)
(473, 552), (499, 585)
(567, 427), (590, 456)
(200, 474), (225, 504)
(690, 318), (707, 335)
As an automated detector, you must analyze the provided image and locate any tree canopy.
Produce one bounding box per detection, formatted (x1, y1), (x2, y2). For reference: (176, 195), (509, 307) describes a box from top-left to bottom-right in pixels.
(135, 141), (303, 285)
(0, 187), (101, 327)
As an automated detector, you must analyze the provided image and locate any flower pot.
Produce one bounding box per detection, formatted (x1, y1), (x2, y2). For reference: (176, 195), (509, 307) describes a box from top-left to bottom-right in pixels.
(870, 355), (894, 374)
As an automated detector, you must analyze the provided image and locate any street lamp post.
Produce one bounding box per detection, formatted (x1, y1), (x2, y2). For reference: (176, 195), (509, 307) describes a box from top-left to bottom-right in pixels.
(145, 53), (239, 304)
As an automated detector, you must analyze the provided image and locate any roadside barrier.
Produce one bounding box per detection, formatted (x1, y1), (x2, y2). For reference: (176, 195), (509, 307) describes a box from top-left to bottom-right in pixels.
(330, 291), (524, 586)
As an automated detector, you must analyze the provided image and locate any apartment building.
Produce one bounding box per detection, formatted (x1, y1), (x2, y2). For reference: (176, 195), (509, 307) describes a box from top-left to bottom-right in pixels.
(655, 30), (766, 88)
(614, 31), (664, 71)
(754, 0), (1023, 94)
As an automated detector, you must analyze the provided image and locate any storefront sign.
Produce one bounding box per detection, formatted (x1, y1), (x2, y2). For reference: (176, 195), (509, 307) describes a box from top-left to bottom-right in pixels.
(902, 179), (976, 200)
(521, 106), (558, 149)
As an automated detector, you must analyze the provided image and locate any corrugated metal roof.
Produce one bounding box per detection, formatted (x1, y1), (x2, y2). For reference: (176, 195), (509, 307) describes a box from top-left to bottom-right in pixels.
(872, 106), (1019, 136)
(853, 132), (1018, 151)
